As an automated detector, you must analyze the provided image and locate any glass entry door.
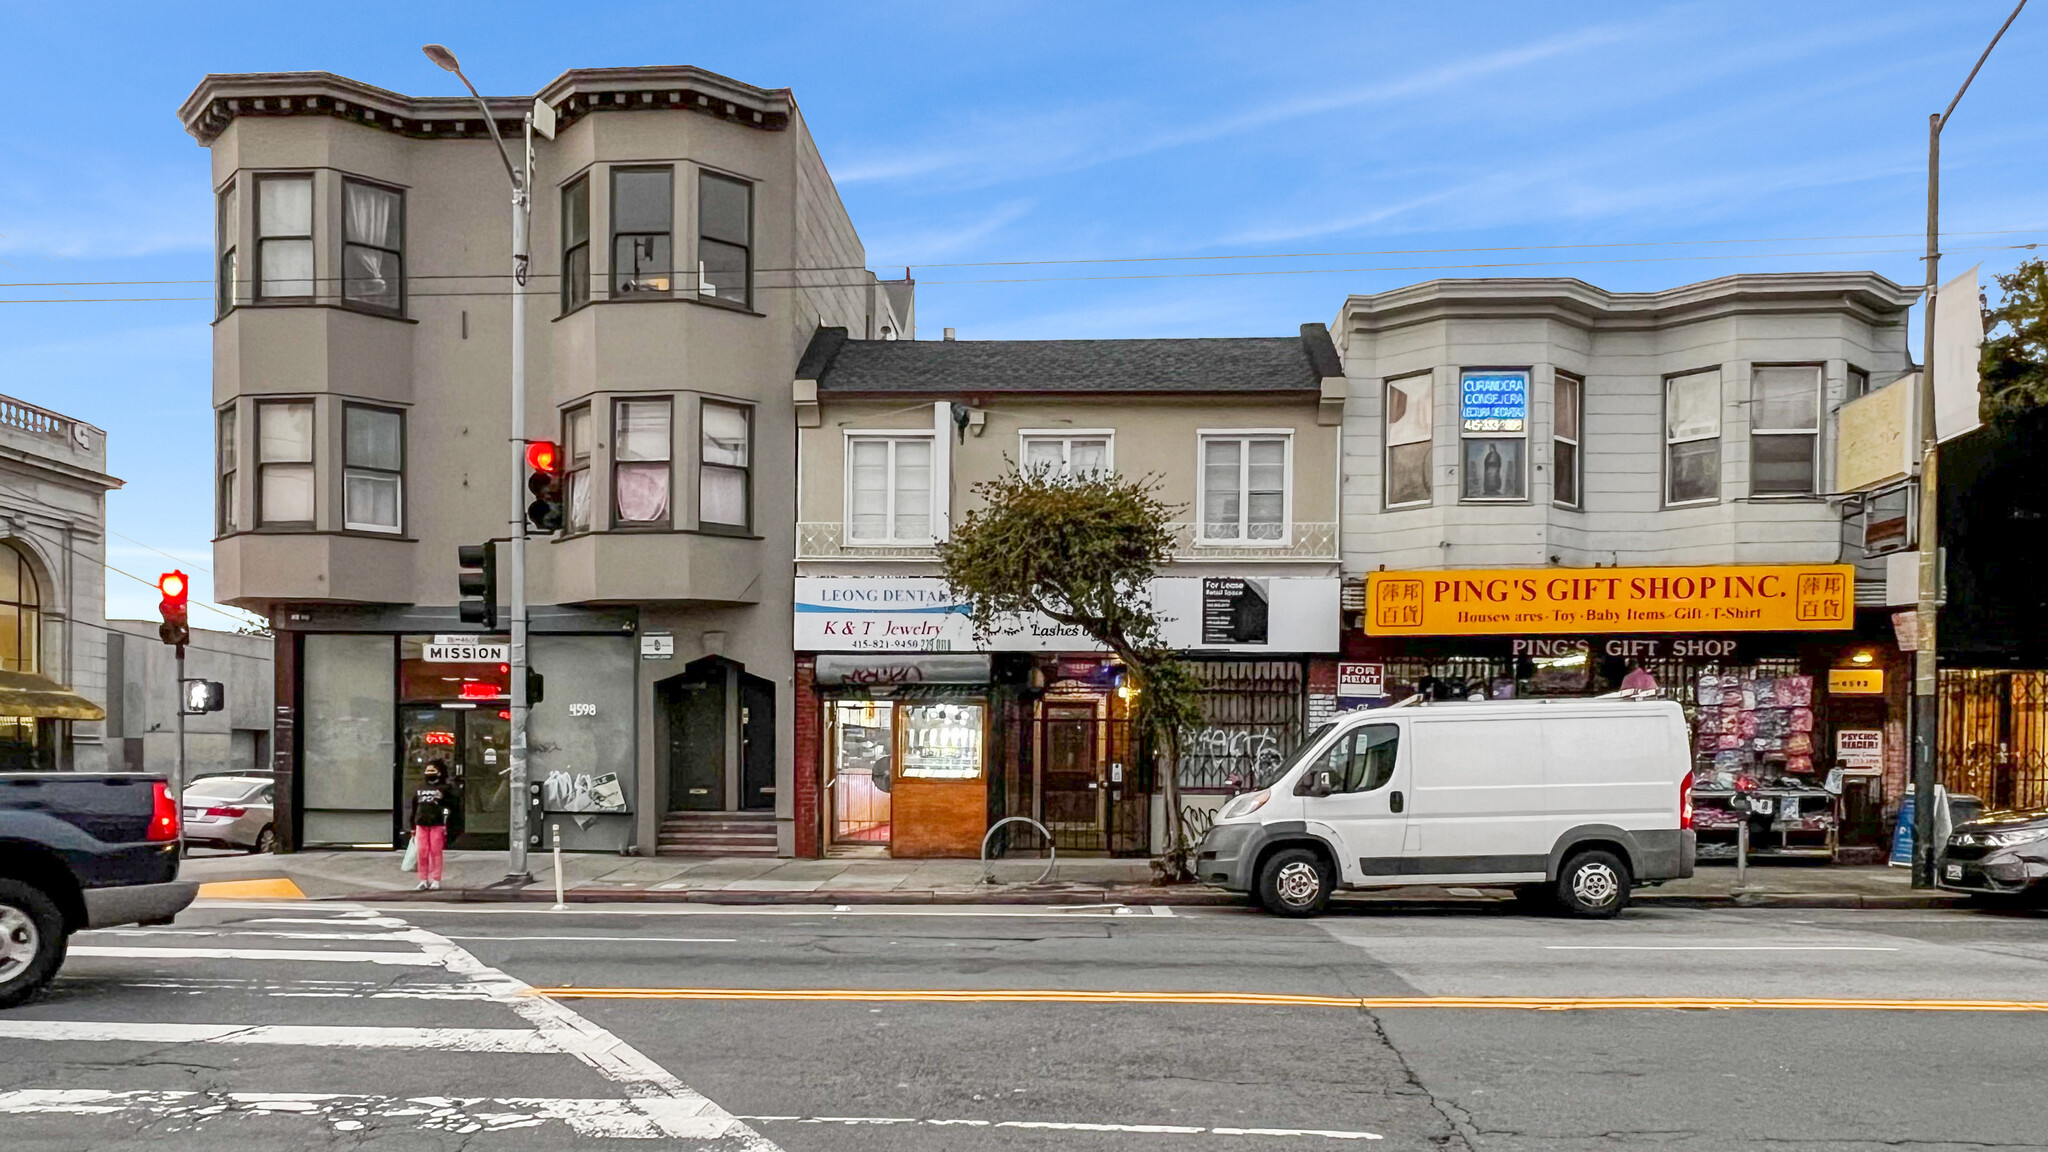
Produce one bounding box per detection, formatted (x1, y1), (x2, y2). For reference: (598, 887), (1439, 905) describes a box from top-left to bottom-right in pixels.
(829, 701), (893, 845)
(400, 705), (511, 849)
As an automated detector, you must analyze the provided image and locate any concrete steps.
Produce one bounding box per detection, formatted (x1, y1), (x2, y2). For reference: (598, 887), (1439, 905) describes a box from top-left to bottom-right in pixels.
(657, 811), (778, 857)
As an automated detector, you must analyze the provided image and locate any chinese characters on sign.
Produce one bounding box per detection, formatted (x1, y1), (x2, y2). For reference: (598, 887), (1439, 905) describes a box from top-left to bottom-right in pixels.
(1460, 371), (1528, 433)
(1364, 565), (1857, 635)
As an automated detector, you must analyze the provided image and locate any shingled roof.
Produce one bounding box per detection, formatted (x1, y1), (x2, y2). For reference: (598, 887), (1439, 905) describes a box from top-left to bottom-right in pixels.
(797, 324), (1343, 394)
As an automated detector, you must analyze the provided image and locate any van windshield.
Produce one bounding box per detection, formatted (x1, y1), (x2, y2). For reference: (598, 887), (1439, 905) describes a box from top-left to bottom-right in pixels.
(1251, 722), (1335, 790)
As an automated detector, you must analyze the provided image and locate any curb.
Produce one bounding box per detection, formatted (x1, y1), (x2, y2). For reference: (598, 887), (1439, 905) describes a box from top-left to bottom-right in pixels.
(321, 886), (1971, 910)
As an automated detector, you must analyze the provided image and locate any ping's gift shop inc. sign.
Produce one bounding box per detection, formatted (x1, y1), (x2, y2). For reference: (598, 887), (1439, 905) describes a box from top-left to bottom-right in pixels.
(1365, 565), (1854, 636)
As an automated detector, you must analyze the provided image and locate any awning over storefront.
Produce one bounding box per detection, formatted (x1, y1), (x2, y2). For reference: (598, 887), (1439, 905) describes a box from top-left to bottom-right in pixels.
(0, 670), (107, 721)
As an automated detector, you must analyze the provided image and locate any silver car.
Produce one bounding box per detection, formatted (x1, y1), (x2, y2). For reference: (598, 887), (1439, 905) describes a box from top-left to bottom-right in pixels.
(179, 774), (277, 853)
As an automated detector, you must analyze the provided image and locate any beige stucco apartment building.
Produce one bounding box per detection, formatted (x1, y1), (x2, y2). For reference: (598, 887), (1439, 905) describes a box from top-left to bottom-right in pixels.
(180, 65), (906, 856)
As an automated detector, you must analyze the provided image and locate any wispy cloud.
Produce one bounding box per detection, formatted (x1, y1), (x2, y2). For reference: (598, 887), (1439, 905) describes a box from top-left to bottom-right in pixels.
(863, 199), (1036, 264)
(0, 158), (211, 260)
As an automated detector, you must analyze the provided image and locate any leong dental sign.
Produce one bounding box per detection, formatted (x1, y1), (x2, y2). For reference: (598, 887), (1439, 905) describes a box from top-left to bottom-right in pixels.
(1365, 565), (1853, 636)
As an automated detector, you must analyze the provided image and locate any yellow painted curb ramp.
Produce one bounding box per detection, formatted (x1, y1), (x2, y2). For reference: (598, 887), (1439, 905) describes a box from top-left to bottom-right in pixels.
(196, 878), (306, 900)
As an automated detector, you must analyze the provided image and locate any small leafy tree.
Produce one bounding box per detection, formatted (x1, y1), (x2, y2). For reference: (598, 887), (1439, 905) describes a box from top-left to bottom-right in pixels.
(1981, 258), (2048, 420)
(938, 465), (1206, 879)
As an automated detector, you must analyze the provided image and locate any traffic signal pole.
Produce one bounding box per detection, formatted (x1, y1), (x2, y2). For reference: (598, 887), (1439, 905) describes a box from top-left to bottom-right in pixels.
(504, 110), (534, 883)
(174, 644), (187, 800)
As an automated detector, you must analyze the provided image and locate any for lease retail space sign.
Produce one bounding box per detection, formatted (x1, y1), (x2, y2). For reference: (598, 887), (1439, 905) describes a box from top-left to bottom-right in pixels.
(1364, 565), (1855, 636)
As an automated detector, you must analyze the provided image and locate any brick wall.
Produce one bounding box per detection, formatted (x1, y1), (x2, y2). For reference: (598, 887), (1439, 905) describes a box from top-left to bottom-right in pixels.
(793, 656), (820, 858)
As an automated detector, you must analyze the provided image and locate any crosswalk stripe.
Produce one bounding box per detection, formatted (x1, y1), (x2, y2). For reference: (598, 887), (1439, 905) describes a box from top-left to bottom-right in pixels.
(68, 946), (438, 966)
(0, 1020), (559, 1052)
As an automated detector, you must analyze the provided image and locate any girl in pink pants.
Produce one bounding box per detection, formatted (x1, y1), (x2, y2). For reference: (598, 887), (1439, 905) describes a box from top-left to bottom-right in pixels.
(411, 762), (454, 891)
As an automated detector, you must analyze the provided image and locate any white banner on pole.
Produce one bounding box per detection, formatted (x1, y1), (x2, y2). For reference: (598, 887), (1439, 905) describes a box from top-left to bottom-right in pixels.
(1933, 264), (1984, 444)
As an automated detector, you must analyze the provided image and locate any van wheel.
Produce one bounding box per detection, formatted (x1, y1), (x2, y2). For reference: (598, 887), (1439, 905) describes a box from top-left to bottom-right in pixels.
(0, 879), (66, 1010)
(1258, 848), (1332, 918)
(1556, 850), (1631, 919)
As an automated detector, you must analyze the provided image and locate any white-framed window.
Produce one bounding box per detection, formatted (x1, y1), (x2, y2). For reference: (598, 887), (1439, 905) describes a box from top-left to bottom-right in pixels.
(613, 398), (672, 525)
(1458, 368), (1529, 502)
(1384, 372), (1433, 509)
(1751, 364), (1822, 496)
(256, 400), (315, 526)
(563, 405), (593, 532)
(216, 406), (237, 535)
(1665, 368), (1722, 505)
(1198, 431), (1291, 543)
(846, 433), (935, 545)
(343, 404), (403, 533)
(1019, 430), (1112, 479)
(699, 400), (752, 531)
(1553, 371), (1583, 509)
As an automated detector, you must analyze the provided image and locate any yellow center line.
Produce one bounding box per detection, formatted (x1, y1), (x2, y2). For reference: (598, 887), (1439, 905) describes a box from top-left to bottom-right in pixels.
(534, 988), (2048, 1012)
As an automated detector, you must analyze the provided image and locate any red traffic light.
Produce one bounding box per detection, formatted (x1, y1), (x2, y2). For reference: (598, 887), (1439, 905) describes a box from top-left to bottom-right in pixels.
(157, 571), (188, 603)
(525, 440), (560, 474)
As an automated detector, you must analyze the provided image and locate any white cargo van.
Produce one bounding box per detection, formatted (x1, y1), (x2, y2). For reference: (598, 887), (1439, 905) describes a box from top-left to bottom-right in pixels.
(1195, 696), (1695, 918)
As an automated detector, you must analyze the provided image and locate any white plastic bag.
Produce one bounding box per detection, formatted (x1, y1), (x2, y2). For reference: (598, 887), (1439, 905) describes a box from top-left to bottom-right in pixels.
(400, 832), (418, 873)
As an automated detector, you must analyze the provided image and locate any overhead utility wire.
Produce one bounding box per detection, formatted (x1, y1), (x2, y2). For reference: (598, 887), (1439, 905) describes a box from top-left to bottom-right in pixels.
(1, 228), (2044, 290)
(2, 241), (2039, 302)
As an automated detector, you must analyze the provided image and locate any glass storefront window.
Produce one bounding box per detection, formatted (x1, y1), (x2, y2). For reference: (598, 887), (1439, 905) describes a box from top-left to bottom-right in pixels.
(399, 635), (512, 848)
(900, 702), (984, 779)
(301, 633), (396, 845)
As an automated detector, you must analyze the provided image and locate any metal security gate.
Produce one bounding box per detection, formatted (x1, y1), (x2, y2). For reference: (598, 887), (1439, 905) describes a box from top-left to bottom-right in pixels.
(1177, 660), (1307, 793)
(1027, 711), (1145, 855)
(1942, 669), (2048, 810)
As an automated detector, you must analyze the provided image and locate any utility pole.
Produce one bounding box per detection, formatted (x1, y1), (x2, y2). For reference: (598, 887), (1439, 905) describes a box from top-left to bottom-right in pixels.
(1911, 0), (2028, 888)
(425, 44), (547, 882)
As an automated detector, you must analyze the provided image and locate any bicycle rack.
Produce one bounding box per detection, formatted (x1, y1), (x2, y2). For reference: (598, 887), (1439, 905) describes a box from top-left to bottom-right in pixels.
(980, 816), (1057, 886)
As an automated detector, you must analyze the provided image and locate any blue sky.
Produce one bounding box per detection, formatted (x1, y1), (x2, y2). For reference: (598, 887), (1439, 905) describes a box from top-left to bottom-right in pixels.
(2, 1), (2042, 623)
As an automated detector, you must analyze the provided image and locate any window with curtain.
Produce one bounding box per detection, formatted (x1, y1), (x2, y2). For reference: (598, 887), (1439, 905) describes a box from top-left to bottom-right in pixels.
(846, 436), (933, 544)
(344, 405), (403, 533)
(0, 541), (42, 674)
(563, 405), (592, 532)
(699, 401), (751, 530)
(1751, 364), (1821, 496)
(1020, 434), (1110, 479)
(256, 174), (313, 299)
(1665, 369), (1722, 505)
(217, 406), (238, 535)
(612, 399), (672, 525)
(1554, 372), (1583, 509)
(258, 400), (315, 526)
(216, 181), (238, 314)
(698, 171), (752, 306)
(611, 167), (673, 295)
(561, 176), (590, 312)
(1384, 373), (1433, 508)
(1201, 434), (1288, 542)
(342, 179), (404, 315)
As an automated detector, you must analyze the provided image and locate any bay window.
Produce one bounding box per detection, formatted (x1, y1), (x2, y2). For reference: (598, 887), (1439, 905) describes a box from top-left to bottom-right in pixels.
(343, 405), (403, 533)
(1384, 372), (1433, 508)
(611, 167), (673, 295)
(1751, 365), (1821, 496)
(699, 401), (752, 531)
(341, 179), (404, 315)
(257, 400), (315, 527)
(217, 407), (237, 535)
(563, 405), (592, 532)
(847, 435), (933, 545)
(256, 174), (313, 299)
(561, 176), (590, 312)
(1459, 369), (1528, 501)
(1200, 433), (1289, 542)
(1665, 368), (1722, 505)
(1553, 371), (1583, 509)
(698, 171), (752, 306)
(612, 399), (672, 525)
(216, 181), (237, 314)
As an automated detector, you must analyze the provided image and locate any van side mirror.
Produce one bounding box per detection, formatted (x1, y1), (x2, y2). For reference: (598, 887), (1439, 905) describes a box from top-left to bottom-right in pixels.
(1297, 770), (1336, 799)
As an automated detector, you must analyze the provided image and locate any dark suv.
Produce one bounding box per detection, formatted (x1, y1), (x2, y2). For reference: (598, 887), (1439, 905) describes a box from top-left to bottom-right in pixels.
(1938, 807), (2048, 900)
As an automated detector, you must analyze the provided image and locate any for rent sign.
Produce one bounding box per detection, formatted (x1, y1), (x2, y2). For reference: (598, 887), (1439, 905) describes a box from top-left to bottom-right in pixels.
(1365, 565), (1854, 636)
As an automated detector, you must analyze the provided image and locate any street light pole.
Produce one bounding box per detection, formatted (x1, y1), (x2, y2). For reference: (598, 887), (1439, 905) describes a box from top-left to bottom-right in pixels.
(425, 44), (535, 882)
(1911, 0), (2027, 888)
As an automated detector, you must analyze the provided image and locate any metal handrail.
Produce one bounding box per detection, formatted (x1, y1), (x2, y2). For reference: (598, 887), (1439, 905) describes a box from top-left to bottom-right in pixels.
(981, 816), (1057, 886)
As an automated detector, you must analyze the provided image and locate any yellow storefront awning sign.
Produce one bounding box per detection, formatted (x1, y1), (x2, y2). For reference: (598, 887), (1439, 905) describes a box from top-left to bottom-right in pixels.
(1828, 669), (1885, 695)
(1365, 565), (1855, 636)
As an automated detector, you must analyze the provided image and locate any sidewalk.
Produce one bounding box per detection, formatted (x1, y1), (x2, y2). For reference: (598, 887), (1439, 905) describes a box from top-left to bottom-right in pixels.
(180, 849), (1969, 910)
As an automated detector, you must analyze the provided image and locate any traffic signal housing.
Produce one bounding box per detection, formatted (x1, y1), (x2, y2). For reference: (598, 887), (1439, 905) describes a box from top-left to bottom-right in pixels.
(157, 570), (190, 648)
(525, 440), (564, 532)
(457, 542), (497, 629)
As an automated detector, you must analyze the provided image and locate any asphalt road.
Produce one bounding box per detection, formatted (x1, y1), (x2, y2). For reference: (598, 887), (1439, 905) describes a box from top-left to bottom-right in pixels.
(3, 897), (2045, 1151)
